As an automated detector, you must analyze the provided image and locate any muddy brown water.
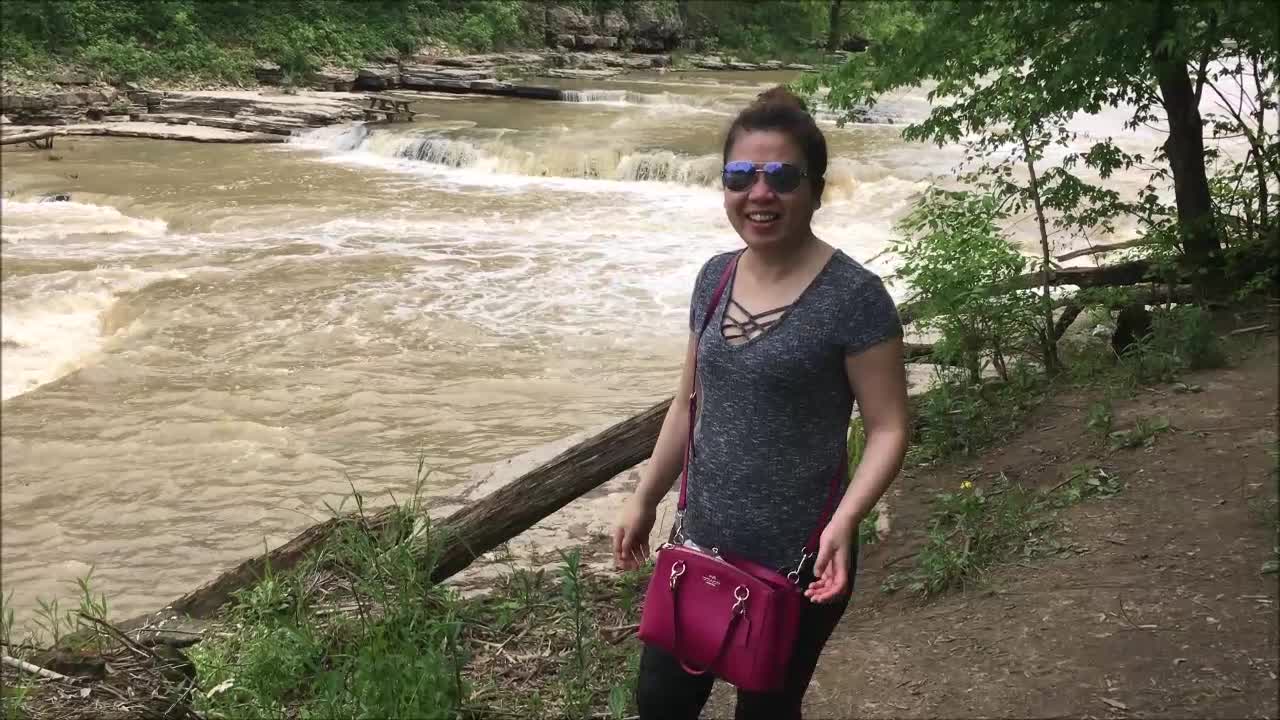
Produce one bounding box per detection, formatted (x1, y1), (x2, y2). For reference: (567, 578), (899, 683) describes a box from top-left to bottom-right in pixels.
(0, 70), (1241, 627)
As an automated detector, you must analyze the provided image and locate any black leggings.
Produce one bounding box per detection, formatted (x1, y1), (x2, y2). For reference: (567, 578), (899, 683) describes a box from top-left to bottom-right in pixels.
(634, 572), (851, 720)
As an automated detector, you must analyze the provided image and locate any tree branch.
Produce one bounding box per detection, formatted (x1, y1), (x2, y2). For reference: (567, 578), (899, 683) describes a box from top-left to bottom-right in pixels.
(1205, 78), (1280, 188)
(1192, 11), (1217, 104)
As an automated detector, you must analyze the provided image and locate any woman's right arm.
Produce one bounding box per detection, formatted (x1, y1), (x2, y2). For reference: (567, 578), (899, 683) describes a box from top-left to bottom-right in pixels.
(613, 332), (699, 570)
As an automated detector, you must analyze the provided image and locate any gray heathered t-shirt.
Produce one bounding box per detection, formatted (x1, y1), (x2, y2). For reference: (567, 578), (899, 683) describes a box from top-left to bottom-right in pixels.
(680, 248), (902, 573)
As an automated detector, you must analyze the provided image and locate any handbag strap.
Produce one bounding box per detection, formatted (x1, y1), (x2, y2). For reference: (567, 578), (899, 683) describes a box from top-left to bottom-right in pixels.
(676, 251), (846, 557)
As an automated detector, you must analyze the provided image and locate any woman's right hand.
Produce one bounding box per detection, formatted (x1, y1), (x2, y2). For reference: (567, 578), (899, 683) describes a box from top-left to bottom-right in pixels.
(613, 493), (657, 571)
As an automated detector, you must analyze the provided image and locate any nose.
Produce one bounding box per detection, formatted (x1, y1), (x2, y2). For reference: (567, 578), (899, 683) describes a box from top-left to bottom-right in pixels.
(745, 172), (777, 201)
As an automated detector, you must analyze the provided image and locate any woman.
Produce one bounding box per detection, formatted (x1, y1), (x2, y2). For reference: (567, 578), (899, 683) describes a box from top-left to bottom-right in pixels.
(612, 87), (910, 719)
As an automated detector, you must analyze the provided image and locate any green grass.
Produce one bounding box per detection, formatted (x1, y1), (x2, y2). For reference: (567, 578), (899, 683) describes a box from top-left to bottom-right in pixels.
(181, 479), (647, 720)
(1107, 414), (1172, 450)
(885, 464), (1126, 597)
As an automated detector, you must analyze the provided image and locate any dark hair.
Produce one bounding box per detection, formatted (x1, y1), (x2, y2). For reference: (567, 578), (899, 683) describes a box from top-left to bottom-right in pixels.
(722, 86), (828, 201)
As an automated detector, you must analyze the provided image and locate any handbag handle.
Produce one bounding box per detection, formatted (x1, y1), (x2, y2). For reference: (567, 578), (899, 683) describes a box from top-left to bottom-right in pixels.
(669, 576), (747, 676)
(676, 251), (846, 559)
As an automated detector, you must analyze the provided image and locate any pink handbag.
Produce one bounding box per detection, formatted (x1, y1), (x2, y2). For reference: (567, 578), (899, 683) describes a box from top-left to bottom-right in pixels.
(637, 253), (844, 693)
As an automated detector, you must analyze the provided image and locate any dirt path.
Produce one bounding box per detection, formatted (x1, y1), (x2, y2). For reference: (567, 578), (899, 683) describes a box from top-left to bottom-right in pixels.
(708, 334), (1279, 719)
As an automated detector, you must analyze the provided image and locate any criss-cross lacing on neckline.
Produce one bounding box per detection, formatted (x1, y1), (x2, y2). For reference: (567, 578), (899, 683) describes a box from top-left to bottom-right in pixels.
(721, 298), (791, 345)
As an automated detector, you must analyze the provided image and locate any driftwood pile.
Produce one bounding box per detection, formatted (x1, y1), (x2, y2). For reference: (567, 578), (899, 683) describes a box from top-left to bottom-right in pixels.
(2, 615), (201, 720)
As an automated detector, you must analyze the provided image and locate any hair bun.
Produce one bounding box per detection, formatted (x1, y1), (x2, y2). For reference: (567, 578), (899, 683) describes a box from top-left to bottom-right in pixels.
(753, 86), (808, 113)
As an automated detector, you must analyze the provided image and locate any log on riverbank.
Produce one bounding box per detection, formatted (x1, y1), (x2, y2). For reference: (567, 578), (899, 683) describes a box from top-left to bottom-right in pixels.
(0, 127), (65, 146)
(63, 123), (287, 143)
(5, 123), (286, 145)
(898, 259), (1161, 327)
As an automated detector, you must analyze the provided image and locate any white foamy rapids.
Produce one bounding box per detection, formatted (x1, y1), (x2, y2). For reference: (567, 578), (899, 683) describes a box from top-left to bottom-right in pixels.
(1, 268), (189, 400)
(560, 89), (730, 114)
(0, 199), (168, 245)
(292, 126), (875, 198)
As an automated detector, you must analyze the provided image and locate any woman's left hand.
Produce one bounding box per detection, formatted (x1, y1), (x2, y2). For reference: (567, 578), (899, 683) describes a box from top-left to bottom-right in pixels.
(804, 513), (857, 604)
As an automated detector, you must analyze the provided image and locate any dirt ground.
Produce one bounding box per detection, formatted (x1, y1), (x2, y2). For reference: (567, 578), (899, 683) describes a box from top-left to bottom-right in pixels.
(704, 330), (1279, 718)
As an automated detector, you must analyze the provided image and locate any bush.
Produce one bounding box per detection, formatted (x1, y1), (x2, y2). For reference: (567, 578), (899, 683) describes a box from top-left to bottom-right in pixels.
(1119, 304), (1225, 384)
(911, 363), (1045, 463)
(892, 188), (1044, 385)
(0, 0), (536, 83)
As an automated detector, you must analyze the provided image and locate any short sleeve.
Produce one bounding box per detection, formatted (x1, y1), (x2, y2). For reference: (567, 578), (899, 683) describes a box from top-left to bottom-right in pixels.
(839, 272), (903, 356)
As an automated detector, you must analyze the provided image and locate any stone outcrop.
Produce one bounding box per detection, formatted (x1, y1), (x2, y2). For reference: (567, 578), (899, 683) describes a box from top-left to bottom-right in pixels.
(311, 67), (357, 92)
(151, 91), (363, 127)
(542, 68), (622, 80)
(682, 54), (819, 73)
(543, 1), (684, 53)
(626, 1), (683, 52)
(356, 65), (399, 90)
(352, 51), (671, 93)
(0, 87), (130, 125)
(254, 60), (284, 85)
(0, 88), (363, 134)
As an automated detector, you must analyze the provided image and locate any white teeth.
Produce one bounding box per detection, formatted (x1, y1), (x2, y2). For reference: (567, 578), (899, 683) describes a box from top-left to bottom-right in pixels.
(747, 212), (779, 222)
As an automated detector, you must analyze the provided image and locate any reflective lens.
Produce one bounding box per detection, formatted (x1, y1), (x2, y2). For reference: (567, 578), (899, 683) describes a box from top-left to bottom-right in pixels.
(721, 161), (807, 193)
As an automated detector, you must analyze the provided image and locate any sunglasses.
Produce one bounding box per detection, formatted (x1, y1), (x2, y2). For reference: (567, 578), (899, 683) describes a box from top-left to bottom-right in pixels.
(721, 161), (809, 193)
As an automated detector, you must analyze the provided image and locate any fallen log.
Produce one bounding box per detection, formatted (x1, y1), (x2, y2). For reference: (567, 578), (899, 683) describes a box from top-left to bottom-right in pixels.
(63, 125), (285, 144)
(899, 259), (1160, 328)
(2, 654), (70, 681)
(426, 399), (669, 581)
(0, 127), (65, 146)
(1055, 239), (1154, 262)
(1006, 259), (1155, 291)
(903, 341), (939, 362)
(164, 506), (401, 619)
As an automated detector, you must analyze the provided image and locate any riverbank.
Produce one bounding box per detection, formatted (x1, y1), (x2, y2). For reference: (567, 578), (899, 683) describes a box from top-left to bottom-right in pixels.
(5, 298), (1275, 719)
(0, 48), (834, 145)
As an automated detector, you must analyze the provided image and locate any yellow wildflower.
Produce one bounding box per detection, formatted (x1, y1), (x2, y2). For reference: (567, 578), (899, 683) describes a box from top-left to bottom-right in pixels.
(960, 481), (974, 490)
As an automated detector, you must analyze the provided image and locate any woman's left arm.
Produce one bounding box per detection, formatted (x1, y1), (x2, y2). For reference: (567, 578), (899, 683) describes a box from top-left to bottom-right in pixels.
(805, 336), (910, 603)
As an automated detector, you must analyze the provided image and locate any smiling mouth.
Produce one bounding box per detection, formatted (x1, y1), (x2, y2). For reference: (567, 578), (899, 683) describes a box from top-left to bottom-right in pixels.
(746, 212), (780, 223)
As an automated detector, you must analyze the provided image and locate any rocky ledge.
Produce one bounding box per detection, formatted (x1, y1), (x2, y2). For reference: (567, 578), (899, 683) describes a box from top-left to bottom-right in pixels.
(0, 88), (366, 135)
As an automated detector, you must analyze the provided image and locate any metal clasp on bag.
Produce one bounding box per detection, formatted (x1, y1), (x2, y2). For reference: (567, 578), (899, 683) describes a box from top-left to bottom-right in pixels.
(732, 585), (750, 615)
(786, 549), (815, 585)
(669, 560), (686, 590)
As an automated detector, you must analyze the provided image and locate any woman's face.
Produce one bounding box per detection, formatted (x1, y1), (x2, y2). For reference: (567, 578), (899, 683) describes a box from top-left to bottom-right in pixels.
(723, 130), (819, 251)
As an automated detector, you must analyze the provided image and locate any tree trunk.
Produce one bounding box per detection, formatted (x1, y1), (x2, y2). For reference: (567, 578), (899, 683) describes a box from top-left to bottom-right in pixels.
(826, 0), (844, 51)
(1021, 135), (1060, 375)
(424, 399), (670, 582)
(1149, 0), (1221, 263)
(1253, 55), (1270, 238)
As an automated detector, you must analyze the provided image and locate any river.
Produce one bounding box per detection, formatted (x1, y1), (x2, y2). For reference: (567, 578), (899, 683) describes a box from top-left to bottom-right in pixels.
(0, 69), (1217, 625)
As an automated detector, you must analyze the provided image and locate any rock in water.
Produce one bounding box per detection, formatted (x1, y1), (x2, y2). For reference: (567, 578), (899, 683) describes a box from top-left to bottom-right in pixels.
(40, 193), (72, 203)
